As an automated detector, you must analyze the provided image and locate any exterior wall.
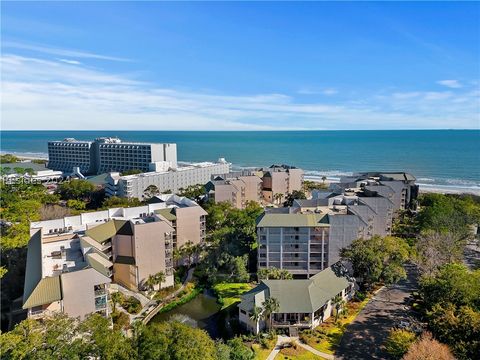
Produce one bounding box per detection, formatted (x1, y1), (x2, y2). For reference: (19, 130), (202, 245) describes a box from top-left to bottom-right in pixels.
(132, 222), (170, 289)
(213, 183), (240, 207)
(328, 215), (366, 265)
(269, 172), (289, 198)
(47, 141), (93, 174)
(238, 175), (263, 204)
(114, 234), (134, 258)
(174, 206), (207, 248)
(287, 168), (304, 193)
(258, 226), (330, 277)
(108, 162), (230, 199)
(61, 268), (110, 320)
(48, 138), (177, 175)
(113, 263), (137, 290)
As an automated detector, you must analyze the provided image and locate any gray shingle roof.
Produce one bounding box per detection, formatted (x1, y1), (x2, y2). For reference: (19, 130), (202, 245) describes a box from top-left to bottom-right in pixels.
(240, 266), (351, 314)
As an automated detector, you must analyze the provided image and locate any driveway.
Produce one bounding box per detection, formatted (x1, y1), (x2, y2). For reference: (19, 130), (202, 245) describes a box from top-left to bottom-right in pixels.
(335, 265), (418, 360)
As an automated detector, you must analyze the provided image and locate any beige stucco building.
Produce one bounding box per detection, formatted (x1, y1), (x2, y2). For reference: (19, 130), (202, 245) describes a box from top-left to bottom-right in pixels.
(206, 165), (304, 208)
(23, 195), (206, 320)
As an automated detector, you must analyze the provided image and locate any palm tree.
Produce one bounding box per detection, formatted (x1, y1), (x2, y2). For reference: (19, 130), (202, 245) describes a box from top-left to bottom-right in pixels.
(273, 193), (284, 205)
(332, 294), (345, 321)
(249, 306), (263, 333)
(143, 185), (160, 199)
(145, 274), (157, 292)
(154, 271), (166, 286)
(111, 291), (122, 312)
(262, 297), (280, 330)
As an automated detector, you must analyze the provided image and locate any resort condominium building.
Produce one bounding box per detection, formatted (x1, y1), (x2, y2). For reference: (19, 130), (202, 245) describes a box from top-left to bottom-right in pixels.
(256, 165), (304, 204)
(330, 172), (419, 212)
(257, 190), (395, 277)
(106, 160), (230, 199)
(205, 165), (304, 208)
(48, 137), (177, 175)
(23, 195), (205, 320)
(205, 172), (263, 208)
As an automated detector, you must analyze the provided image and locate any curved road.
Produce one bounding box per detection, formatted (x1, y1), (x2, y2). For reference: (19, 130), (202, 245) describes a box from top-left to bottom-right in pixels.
(335, 265), (418, 360)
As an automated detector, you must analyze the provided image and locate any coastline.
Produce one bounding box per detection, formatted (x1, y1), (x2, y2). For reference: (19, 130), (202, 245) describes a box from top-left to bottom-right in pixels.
(2, 151), (479, 196)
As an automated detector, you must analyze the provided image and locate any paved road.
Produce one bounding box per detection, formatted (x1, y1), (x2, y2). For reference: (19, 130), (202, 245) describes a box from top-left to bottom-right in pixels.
(335, 265), (418, 360)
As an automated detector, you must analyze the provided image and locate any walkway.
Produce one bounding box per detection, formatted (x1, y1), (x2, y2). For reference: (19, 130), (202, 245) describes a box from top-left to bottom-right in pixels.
(142, 267), (195, 324)
(265, 335), (334, 360)
(335, 264), (418, 360)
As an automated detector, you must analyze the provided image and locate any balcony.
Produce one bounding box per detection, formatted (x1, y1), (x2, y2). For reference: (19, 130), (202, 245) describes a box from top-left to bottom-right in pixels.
(94, 288), (107, 297)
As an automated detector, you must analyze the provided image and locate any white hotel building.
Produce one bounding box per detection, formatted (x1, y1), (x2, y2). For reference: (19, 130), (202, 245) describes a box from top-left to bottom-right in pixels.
(105, 160), (231, 199)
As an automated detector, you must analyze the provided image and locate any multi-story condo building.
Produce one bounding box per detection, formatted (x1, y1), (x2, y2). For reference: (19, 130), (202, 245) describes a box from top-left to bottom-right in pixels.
(23, 196), (205, 320)
(106, 160), (230, 199)
(205, 172), (263, 208)
(256, 165), (304, 203)
(148, 195), (207, 249)
(239, 263), (354, 334)
(330, 172), (419, 212)
(257, 189), (396, 278)
(48, 137), (177, 175)
(205, 165), (304, 208)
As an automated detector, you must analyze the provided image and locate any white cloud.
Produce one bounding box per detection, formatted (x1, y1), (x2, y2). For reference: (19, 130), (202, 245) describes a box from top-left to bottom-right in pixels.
(1, 53), (479, 130)
(58, 58), (82, 65)
(322, 88), (338, 96)
(437, 79), (463, 88)
(297, 87), (338, 96)
(2, 41), (130, 62)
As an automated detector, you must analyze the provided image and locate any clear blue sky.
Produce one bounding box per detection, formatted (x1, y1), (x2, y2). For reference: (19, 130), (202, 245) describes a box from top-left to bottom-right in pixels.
(1, 1), (479, 130)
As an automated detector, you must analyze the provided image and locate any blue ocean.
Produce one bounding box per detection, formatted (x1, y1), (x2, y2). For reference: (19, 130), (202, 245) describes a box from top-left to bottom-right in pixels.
(1, 130), (479, 194)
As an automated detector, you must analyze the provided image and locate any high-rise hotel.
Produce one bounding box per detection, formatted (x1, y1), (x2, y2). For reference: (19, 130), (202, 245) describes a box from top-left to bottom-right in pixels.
(48, 137), (177, 175)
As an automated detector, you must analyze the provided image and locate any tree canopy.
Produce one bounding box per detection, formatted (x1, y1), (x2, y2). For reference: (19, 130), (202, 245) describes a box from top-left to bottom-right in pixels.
(340, 235), (410, 288)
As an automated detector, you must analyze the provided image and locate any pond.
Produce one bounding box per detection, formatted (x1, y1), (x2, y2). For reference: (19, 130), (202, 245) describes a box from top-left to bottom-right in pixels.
(149, 291), (223, 338)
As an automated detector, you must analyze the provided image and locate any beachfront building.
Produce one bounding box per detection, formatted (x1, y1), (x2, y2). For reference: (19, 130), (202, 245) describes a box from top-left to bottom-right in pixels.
(106, 159), (230, 200)
(205, 172), (263, 208)
(238, 264), (354, 334)
(22, 196), (205, 320)
(329, 172), (419, 212)
(257, 189), (395, 277)
(47, 137), (177, 175)
(205, 165), (304, 208)
(257, 165), (304, 204)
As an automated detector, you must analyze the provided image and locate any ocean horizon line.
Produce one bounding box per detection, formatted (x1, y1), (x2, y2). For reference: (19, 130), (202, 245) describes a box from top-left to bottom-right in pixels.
(2, 128), (479, 132)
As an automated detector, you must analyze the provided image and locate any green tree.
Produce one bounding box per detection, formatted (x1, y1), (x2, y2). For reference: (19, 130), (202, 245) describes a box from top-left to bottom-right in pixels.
(283, 190), (306, 207)
(111, 291), (123, 312)
(121, 169), (143, 176)
(227, 337), (255, 360)
(340, 235), (410, 289)
(80, 314), (134, 360)
(178, 184), (205, 202)
(57, 179), (96, 201)
(384, 329), (416, 359)
(332, 294), (346, 322)
(137, 321), (217, 360)
(102, 196), (143, 208)
(262, 297), (280, 330)
(143, 185), (160, 200)
(67, 199), (87, 210)
(419, 264), (480, 359)
(0, 154), (19, 163)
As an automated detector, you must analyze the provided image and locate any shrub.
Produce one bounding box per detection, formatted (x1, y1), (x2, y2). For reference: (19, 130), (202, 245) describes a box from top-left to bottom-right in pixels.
(402, 332), (455, 360)
(385, 329), (416, 359)
(112, 310), (130, 330)
(122, 296), (142, 314)
(355, 291), (367, 301)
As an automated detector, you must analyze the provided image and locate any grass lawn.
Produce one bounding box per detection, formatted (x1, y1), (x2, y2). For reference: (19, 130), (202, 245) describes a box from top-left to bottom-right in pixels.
(212, 282), (253, 309)
(300, 296), (371, 354)
(251, 338), (276, 360)
(275, 346), (325, 360)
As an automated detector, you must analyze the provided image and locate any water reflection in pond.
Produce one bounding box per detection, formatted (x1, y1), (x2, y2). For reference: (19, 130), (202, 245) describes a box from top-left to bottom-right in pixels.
(150, 291), (223, 337)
